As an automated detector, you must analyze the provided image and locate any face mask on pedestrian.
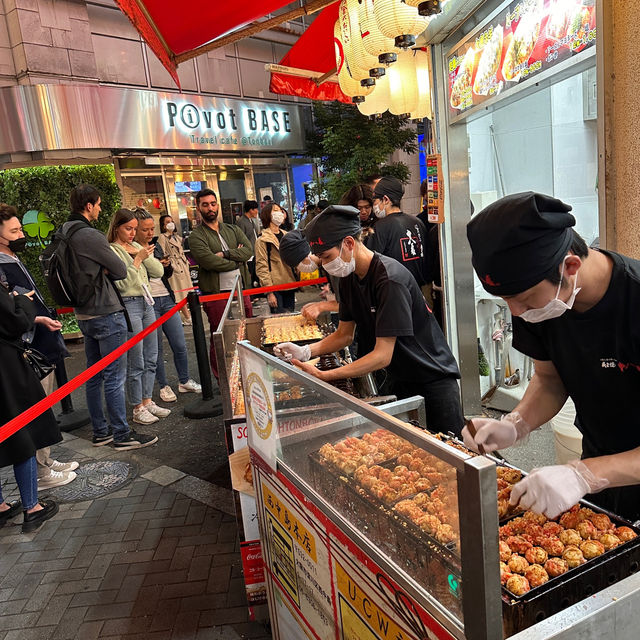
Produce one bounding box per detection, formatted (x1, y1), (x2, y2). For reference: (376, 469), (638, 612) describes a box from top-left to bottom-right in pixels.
(519, 256), (581, 323)
(271, 210), (285, 226)
(322, 240), (356, 278)
(6, 237), (27, 252)
(165, 221), (175, 232)
(298, 255), (317, 273)
(373, 199), (386, 219)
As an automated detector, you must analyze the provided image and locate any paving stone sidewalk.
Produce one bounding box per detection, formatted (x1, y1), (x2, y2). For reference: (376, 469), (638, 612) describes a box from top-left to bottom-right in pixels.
(0, 433), (271, 640)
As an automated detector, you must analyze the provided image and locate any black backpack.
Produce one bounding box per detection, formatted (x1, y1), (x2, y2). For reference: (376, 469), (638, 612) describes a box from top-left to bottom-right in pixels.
(40, 222), (95, 307)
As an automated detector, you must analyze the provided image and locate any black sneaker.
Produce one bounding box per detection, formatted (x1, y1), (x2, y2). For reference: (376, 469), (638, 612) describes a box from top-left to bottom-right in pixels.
(22, 499), (59, 533)
(113, 430), (158, 451)
(92, 432), (114, 447)
(0, 500), (21, 527)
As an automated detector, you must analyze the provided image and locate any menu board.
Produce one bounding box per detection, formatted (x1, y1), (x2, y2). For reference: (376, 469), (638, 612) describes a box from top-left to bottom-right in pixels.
(447, 0), (596, 116)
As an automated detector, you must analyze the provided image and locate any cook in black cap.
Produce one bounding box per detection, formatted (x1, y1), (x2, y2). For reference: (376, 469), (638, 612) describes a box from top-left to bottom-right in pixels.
(274, 202), (463, 435)
(368, 176), (431, 289)
(464, 191), (640, 523)
(279, 230), (339, 320)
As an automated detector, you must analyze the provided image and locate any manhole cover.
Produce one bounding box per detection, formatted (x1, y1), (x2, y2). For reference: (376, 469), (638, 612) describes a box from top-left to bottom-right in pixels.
(45, 460), (138, 502)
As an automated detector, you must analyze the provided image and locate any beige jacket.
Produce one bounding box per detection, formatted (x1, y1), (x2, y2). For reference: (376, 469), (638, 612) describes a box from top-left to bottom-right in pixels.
(255, 228), (297, 287)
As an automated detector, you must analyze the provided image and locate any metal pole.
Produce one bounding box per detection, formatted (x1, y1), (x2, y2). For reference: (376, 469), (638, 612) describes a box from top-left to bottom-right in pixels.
(183, 291), (223, 418)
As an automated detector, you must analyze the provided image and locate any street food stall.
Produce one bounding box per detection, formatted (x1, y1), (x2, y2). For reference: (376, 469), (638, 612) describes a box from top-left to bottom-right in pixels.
(237, 340), (640, 640)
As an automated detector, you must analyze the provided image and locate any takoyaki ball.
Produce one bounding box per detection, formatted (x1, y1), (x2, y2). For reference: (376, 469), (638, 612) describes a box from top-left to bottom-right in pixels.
(500, 562), (513, 585)
(506, 574), (530, 596)
(599, 533), (621, 551)
(413, 493), (429, 508)
(559, 508), (581, 530)
(543, 521), (564, 537)
(576, 520), (598, 540)
(397, 453), (412, 467)
(506, 535), (533, 554)
(540, 536), (565, 557)
(523, 511), (547, 526)
(580, 539), (605, 560)
(414, 478), (432, 492)
(508, 517), (526, 534)
(544, 557), (569, 578)
(498, 487), (513, 502)
(435, 523), (457, 545)
(616, 526), (638, 543)
(499, 540), (512, 563)
(525, 546), (548, 565)
(578, 507), (596, 522)
(522, 523), (544, 540)
(497, 467), (522, 484)
(497, 478), (510, 492)
(508, 554), (530, 574)
(417, 514), (440, 535)
(525, 564), (550, 588)
(562, 545), (586, 568)
(498, 500), (510, 519)
(589, 513), (613, 532)
(558, 528), (582, 547)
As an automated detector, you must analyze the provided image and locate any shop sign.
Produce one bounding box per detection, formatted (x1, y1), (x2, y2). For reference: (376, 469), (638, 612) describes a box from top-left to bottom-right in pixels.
(0, 85), (307, 154)
(447, 0), (596, 116)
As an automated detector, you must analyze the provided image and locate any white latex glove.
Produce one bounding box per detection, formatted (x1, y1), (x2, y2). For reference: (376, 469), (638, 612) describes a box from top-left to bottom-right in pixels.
(461, 412), (529, 453)
(273, 342), (311, 363)
(509, 460), (610, 519)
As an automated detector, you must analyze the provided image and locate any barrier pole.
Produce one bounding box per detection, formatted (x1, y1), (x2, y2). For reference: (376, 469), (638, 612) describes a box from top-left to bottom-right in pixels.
(54, 358), (91, 432)
(183, 291), (223, 419)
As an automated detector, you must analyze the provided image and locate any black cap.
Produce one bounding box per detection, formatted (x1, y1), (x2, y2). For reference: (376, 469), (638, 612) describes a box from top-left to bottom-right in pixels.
(374, 176), (404, 204)
(467, 192), (576, 296)
(305, 205), (361, 255)
(279, 230), (310, 268)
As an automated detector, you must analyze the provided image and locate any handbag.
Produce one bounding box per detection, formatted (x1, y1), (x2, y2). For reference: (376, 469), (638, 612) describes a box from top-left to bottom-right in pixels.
(0, 337), (55, 380)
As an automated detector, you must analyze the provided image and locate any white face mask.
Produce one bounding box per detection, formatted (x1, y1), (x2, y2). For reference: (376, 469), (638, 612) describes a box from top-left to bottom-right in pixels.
(322, 241), (355, 278)
(519, 257), (581, 323)
(373, 202), (386, 219)
(298, 255), (317, 273)
(165, 222), (175, 232)
(271, 210), (285, 226)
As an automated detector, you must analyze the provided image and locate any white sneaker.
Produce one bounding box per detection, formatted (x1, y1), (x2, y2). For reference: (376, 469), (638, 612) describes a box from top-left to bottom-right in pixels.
(144, 401), (171, 418)
(178, 379), (202, 393)
(38, 470), (77, 490)
(47, 460), (79, 473)
(160, 385), (177, 402)
(133, 406), (159, 425)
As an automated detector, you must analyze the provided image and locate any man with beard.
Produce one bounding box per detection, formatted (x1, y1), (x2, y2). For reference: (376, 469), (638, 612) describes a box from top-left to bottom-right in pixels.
(188, 189), (253, 378)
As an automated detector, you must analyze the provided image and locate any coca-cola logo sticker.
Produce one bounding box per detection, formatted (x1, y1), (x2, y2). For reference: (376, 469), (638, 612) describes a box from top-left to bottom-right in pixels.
(246, 373), (274, 440)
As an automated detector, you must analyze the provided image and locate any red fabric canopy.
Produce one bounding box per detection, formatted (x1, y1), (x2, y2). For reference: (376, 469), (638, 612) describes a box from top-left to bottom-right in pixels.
(115, 0), (295, 87)
(269, 2), (350, 103)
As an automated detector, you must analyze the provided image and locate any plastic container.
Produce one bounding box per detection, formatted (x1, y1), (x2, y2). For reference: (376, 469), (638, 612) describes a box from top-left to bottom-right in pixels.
(552, 398), (583, 464)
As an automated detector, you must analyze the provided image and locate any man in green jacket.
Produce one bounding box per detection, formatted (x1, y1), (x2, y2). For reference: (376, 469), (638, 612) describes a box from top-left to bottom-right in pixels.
(188, 188), (253, 378)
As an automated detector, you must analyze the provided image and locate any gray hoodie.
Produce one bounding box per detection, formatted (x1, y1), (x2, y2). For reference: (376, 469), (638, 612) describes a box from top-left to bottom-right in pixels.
(62, 219), (127, 318)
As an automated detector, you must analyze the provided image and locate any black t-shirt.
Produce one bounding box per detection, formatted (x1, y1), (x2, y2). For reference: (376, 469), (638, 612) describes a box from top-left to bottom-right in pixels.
(338, 253), (460, 382)
(366, 212), (428, 286)
(513, 250), (640, 459)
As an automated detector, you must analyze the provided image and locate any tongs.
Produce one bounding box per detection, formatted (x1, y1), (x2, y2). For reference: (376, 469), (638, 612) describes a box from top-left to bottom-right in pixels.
(464, 417), (487, 456)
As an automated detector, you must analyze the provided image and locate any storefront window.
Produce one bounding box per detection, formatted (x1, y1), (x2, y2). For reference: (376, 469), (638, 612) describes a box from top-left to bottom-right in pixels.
(289, 164), (314, 227)
(218, 170), (247, 224)
(254, 171), (290, 213)
(121, 175), (167, 220)
(174, 179), (207, 235)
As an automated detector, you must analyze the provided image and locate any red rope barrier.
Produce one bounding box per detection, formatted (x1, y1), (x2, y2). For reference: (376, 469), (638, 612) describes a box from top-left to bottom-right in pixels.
(0, 298), (187, 445)
(198, 277), (327, 304)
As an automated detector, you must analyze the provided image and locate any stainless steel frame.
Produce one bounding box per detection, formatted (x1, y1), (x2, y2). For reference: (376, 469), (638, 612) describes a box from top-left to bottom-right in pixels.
(238, 342), (503, 640)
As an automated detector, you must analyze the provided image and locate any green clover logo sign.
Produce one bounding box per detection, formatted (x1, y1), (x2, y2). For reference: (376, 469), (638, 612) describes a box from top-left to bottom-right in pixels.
(23, 210), (55, 248)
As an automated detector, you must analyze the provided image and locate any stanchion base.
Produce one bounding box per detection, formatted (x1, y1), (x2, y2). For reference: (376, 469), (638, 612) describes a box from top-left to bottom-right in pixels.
(183, 398), (223, 419)
(56, 409), (91, 432)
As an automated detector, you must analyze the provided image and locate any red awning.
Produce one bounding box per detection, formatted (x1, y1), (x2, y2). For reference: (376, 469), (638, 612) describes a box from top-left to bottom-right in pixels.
(269, 1), (350, 103)
(115, 0), (299, 86)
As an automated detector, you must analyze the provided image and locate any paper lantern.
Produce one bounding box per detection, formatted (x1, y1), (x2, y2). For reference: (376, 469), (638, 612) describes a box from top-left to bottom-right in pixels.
(388, 49), (418, 115)
(334, 20), (375, 100)
(409, 48), (432, 120)
(357, 73), (391, 116)
(405, 0), (443, 17)
(374, 0), (431, 48)
(358, 0), (397, 65)
(339, 0), (381, 83)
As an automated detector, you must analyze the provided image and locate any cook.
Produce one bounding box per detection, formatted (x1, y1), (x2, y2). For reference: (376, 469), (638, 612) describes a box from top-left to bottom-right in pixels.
(464, 192), (640, 522)
(274, 206), (463, 435)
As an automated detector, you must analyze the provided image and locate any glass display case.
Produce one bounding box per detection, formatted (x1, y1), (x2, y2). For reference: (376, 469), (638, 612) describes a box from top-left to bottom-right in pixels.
(238, 340), (503, 640)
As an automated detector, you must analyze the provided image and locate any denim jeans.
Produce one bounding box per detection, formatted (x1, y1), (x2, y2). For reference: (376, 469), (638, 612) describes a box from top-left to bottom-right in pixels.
(123, 297), (158, 405)
(0, 456), (38, 510)
(78, 311), (129, 441)
(153, 295), (189, 387)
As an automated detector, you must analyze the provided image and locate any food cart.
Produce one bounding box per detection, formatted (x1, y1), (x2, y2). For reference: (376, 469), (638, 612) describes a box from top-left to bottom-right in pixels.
(237, 340), (640, 640)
